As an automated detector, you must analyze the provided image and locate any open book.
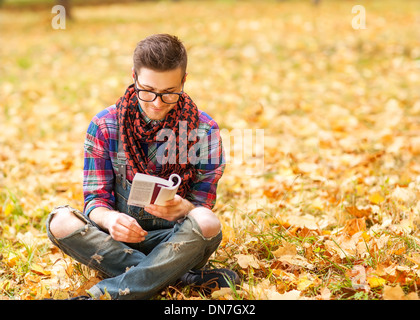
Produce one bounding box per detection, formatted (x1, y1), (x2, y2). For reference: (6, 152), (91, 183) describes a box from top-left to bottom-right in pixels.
(127, 173), (181, 207)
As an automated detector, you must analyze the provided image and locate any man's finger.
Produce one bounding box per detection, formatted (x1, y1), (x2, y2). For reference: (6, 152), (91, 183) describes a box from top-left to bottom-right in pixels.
(163, 195), (182, 206)
(118, 214), (147, 236)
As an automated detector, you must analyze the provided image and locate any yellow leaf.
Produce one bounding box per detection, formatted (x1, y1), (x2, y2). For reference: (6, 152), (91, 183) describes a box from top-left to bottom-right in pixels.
(4, 203), (14, 216)
(297, 275), (313, 291)
(369, 192), (385, 204)
(30, 263), (51, 276)
(367, 275), (386, 288)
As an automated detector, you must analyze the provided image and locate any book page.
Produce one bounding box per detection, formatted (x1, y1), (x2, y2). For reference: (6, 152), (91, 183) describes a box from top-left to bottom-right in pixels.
(127, 180), (154, 207)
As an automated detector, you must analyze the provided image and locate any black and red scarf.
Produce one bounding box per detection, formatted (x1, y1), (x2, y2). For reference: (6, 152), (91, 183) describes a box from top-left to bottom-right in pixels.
(116, 84), (199, 198)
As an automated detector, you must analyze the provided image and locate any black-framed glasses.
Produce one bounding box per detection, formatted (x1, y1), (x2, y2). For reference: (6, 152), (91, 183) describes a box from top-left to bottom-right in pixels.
(133, 72), (184, 104)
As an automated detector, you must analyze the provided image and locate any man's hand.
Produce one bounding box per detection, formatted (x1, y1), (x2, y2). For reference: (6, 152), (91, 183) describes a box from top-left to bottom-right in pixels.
(145, 195), (195, 222)
(90, 207), (147, 243)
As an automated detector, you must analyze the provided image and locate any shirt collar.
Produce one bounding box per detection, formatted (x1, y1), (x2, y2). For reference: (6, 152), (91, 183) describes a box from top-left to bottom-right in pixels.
(138, 102), (162, 127)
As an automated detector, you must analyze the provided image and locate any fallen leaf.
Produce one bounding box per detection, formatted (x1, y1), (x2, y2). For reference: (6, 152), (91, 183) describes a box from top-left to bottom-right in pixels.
(5, 252), (19, 268)
(30, 263), (51, 276)
(272, 242), (297, 257)
(369, 193), (385, 205)
(235, 254), (260, 269)
(272, 289), (302, 300)
(346, 206), (371, 218)
(211, 287), (235, 299)
(383, 285), (405, 300)
(317, 287), (331, 300)
(297, 274), (313, 291)
(367, 275), (386, 288)
(343, 218), (366, 236)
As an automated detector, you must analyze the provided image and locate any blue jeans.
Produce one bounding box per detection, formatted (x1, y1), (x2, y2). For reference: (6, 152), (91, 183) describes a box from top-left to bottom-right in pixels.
(46, 180), (222, 300)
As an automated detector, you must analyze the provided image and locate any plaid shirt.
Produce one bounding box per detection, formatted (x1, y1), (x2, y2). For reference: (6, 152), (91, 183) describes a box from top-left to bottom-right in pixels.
(83, 104), (225, 216)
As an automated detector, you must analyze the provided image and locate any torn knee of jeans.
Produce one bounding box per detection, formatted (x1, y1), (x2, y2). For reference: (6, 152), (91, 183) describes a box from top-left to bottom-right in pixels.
(119, 288), (130, 296)
(166, 241), (186, 252)
(91, 253), (103, 264)
(192, 227), (221, 241)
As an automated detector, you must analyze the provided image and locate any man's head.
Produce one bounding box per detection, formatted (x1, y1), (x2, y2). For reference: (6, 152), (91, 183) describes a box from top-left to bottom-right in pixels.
(132, 34), (188, 120)
(133, 34), (187, 76)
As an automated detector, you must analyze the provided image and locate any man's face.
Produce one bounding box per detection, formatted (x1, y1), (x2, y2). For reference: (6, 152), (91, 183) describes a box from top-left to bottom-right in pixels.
(135, 67), (185, 121)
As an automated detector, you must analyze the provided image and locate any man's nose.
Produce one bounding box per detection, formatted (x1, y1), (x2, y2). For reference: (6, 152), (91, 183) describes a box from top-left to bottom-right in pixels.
(153, 95), (166, 107)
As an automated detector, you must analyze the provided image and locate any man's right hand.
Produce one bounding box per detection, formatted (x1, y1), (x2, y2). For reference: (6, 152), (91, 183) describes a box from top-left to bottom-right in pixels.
(90, 207), (147, 243)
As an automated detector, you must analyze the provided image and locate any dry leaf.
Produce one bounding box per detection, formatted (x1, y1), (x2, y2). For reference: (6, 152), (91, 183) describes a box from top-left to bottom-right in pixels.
(272, 290), (302, 300)
(272, 242), (297, 257)
(343, 218), (366, 236)
(211, 287), (235, 299)
(235, 254), (260, 269)
(317, 287), (331, 300)
(346, 206), (371, 218)
(30, 263), (51, 276)
(383, 285), (405, 300)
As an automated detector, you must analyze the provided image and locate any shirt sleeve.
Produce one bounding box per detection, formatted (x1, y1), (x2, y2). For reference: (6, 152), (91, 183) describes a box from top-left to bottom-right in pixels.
(83, 118), (115, 216)
(186, 120), (226, 209)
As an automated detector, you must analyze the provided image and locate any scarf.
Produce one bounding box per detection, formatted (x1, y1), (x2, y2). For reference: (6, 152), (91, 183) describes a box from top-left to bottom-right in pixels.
(116, 84), (200, 198)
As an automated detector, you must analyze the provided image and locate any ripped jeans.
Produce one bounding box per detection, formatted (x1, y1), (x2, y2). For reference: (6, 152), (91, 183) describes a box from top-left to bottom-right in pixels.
(46, 180), (222, 300)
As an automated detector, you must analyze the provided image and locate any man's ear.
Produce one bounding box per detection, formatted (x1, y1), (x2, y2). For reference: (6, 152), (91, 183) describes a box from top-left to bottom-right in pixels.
(132, 67), (137, 82)
(182, 72), (188, 84)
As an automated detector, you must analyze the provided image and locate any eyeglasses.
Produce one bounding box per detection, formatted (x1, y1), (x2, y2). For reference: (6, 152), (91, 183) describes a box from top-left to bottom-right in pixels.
(133, 72), (184, 104)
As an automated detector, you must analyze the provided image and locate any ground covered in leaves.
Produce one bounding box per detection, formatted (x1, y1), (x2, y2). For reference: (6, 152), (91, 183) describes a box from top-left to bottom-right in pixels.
(1, 0), (420, 300)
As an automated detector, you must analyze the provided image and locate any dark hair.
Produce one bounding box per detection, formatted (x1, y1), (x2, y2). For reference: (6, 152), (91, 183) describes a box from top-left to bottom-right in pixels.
(133, 34), (187, 75)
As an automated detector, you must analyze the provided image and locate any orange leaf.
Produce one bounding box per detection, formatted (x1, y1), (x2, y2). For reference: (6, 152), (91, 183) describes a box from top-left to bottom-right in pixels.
(346, 206), (371, 218)
(343, 218), (366, 236)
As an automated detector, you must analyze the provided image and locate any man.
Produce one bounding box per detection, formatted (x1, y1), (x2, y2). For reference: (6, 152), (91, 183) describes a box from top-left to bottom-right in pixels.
(47, 34), (238, 300)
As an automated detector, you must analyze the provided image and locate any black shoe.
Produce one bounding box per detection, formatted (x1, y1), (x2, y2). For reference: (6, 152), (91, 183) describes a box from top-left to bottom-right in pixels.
(69, 295), (93, 300)
(179, 268), (240, 290)
(44, 295), (93, 300)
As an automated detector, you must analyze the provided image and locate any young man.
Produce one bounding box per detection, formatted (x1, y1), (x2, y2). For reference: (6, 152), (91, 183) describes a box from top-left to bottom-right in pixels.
(47, 34), (238, 300)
